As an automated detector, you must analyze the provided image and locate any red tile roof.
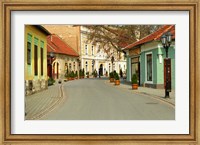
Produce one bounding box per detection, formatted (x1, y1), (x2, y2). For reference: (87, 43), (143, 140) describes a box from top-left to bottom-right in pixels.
(123, 25), (175, 50)
(47, 34), (79, 57)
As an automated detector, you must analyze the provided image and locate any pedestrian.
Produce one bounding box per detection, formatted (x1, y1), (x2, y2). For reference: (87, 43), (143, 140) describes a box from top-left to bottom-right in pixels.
(99, 68), (101, 78)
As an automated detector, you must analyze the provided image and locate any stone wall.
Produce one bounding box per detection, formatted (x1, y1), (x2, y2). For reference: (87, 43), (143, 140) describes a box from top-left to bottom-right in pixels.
(25, 79), (48, 96)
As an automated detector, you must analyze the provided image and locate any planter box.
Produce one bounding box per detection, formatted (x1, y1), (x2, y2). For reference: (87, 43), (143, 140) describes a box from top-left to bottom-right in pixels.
(132, 84), (138, 89)
(110, 78), (114, 83)
(115, 80), (120, 85)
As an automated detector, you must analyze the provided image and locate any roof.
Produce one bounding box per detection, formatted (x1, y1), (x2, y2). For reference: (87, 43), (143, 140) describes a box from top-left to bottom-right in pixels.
(34, 25), (51, 35)
(47, 34), (79, 57)
(123, 25), (175, 50)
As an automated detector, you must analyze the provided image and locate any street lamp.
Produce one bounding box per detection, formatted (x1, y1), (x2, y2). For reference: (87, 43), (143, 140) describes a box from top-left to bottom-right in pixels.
(111, 56), (114, 72)
(49, 52), (54, 78)
(161, 31), (172, 98)
(161, 31), (172, 58)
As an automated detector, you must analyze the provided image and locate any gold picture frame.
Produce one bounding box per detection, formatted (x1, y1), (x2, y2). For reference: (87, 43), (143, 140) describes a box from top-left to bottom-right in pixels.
(0, 0), (199, 144)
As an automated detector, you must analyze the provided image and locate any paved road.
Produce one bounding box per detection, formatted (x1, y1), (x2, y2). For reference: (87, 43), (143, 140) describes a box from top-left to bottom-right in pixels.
(41, 78), (175, 120)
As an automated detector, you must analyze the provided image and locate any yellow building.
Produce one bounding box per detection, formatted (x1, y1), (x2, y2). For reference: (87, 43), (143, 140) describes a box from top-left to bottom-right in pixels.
(25, 25), (50, 95)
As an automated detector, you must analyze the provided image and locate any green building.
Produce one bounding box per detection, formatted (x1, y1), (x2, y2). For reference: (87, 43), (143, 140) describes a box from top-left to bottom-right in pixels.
(124, 25), (175, 89)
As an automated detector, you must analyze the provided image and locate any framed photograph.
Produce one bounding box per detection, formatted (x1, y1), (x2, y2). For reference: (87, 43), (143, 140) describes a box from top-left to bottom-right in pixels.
(0, 0), (199, 144)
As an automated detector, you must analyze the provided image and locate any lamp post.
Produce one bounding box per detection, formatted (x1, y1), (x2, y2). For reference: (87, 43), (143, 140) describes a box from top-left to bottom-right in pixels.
(111, 56), (114, 72)
(49, 52), (54, 78)
(161, 31), (172, 98)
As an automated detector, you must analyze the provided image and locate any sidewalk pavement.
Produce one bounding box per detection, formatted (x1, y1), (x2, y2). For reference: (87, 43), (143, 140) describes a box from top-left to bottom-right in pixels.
(25, 84), (63, 120)
(108, 79), (175, 106)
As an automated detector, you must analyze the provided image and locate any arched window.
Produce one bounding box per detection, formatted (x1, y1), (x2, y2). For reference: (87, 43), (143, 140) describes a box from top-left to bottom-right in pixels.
(109, 63), (111, 73)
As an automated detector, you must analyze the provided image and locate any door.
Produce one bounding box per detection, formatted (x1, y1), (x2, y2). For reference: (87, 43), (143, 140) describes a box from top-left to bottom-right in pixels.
(131, 57), (140, 85)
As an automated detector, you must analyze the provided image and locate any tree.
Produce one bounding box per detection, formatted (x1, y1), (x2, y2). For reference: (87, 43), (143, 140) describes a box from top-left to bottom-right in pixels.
(82, 25), (161, 57)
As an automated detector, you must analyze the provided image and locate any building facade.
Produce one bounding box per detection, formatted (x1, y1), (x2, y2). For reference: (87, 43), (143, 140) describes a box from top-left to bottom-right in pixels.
(80, 26), (127, 76)
(25, 25), (50, 95)
(124, 25), (175, 89)
(47, 34), (79, 80)
(42, 25), (81, 55)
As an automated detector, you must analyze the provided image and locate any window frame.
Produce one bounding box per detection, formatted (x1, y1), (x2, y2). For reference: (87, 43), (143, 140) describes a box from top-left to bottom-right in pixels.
(27, 42), (31, 65)
(34, 45), (38, 76)
(145, 52), (153, 84)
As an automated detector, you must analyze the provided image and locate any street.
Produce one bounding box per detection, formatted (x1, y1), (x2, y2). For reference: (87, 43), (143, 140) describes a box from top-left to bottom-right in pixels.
(41, 78), (175, 120)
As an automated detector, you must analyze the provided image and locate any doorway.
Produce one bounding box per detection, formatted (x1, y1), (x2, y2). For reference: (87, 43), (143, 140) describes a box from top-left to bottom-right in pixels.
(99, 64), (103, 76)
(131, 57), (140, 85)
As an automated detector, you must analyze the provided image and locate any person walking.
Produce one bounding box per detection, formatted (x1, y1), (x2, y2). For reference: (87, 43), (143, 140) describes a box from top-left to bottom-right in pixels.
(99, 68), (101, 78)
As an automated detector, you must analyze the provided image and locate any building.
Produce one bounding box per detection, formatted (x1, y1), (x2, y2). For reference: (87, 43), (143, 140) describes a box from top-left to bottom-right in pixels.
(123, 25), (175, 89)
(25, 25), (50, 95)
(47, 34), (79, 80)
(80, 26), (126, 76)
(42, 25), (81, 55)
(43, 25), (127, 77)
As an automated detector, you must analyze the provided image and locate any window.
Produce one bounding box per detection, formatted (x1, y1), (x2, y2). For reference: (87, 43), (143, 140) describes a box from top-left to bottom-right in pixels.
(146, 53), (152, 81)
(85, 61), (88, 72)
(34, 45), (38, 75)
(41, 47), (43, 76)
(92, 45), (94, 55)
(85, 45), (88, 55)
(69, 63), (72, 70)
(73, 62), (75, 71)
(27, 42), (31, 65)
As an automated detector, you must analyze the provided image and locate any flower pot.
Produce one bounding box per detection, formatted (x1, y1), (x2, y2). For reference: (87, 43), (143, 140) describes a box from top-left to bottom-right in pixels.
(132, 84), (138, 89)
(115, 80), (120, 85)
(110, 78), (114, 83)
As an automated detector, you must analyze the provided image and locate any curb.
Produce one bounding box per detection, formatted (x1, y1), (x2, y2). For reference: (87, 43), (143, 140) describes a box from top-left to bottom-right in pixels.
(105, 80), (175, 107)
(28, 84), (64, 120)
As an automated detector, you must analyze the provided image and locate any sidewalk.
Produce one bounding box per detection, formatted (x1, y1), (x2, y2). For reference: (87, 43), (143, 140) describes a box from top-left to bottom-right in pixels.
(25, 84), (63, 120)
(109, 79), (175, 106)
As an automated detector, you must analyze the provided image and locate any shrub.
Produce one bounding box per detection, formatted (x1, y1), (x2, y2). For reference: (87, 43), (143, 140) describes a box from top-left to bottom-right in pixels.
(109, 72), (114, 78)
(75, 71), (78, 77)
(132, 74), (138, 84)
(70, 71), (75, 78)
(82, 68), (85, 76)
(93, 70), (97, 77)
(114, 72), (120, 80)
(79, 69), (82, 77)
(48, 77), (55, 86)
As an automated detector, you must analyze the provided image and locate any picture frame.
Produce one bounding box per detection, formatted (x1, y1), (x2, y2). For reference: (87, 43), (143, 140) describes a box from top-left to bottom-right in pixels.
(0, 0), (199, 144)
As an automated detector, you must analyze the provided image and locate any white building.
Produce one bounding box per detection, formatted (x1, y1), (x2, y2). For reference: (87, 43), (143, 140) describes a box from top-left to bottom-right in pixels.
(80, 26), (126, 76)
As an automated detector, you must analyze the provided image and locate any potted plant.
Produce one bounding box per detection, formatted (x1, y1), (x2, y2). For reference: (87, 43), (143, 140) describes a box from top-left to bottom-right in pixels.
(48, 77), (55, 86)
(109, 72), (114, 82)
(75, 71), (78, 79)
(93, 69), (97, 78)
(71, 71), (75, 80)
(79, 69), (82, 79)
(82, 68), (85, 78)
(86, 72), (89, 78)
(114, 72), (120, 85)
(132, 74), (138, 89)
